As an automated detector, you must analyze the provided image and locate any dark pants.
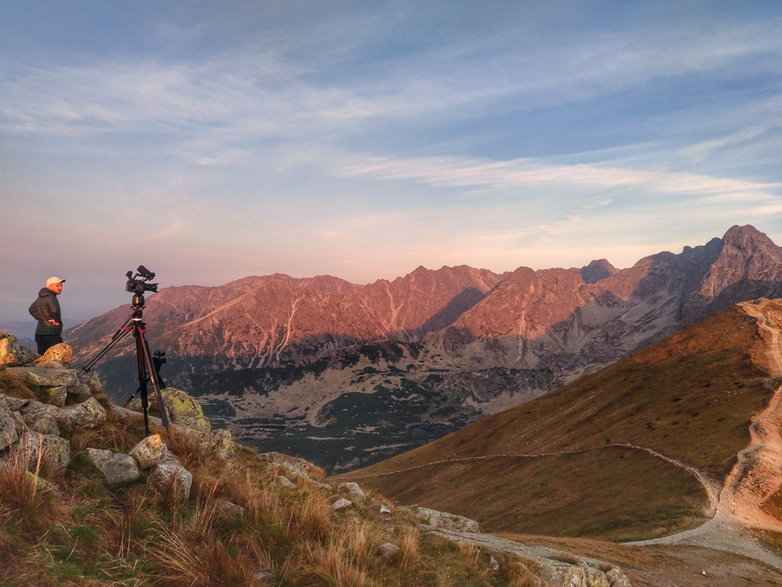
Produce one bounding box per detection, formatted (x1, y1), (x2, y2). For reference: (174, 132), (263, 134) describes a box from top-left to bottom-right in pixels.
(36, 332), (62, 354)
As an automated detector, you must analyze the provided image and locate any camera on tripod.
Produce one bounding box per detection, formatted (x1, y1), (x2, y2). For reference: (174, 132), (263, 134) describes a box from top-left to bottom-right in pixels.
(50, 264), (172, 439)
(126, 265), (159, 295)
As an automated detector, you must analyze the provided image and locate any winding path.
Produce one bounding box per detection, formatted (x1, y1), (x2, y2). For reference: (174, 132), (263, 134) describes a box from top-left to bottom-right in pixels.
(345, 299), (782, 571)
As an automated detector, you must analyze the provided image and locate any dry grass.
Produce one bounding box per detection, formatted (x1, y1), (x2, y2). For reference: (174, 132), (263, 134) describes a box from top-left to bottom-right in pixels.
(493, 556), (544, 587)
(0, 433), (64, 526)
(308, 539), (372, 586)
(0, 393), (527, 586)
(0, 369), (37, 400)
(399, 526), (421, 569)
(344, 306), (774, 540)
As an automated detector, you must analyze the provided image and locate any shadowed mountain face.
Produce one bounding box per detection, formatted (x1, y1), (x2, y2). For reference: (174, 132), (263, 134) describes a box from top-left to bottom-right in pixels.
(67, 225), (782, 472)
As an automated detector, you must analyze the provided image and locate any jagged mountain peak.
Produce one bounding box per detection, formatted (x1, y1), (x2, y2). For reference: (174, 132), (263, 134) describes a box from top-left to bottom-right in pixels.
(695, 225), (782, 301)
(579, 258), (618, 283)
(721, 224), (782, 257)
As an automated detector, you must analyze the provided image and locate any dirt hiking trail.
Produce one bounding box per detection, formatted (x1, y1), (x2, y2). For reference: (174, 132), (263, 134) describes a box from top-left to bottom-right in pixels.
(632, 299), (782, 571)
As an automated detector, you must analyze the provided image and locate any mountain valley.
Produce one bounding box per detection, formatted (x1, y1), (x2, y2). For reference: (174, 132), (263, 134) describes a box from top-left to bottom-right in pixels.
(67, 225), (782, 472)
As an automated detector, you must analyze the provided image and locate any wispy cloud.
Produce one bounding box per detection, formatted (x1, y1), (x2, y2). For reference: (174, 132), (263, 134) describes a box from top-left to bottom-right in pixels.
(677, 125), (778, 165)
(332, 152), (780, 199)
(1, 11), (780, 149)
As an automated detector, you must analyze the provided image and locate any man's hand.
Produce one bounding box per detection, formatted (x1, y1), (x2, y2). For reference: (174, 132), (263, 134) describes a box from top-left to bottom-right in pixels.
(47, 319), (60, 326)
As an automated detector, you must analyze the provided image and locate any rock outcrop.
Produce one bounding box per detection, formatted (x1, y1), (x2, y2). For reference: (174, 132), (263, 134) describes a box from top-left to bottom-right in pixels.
(0, 332), (37, 366)
(126, 386), (210, 433)
(0, 331), (233, 505)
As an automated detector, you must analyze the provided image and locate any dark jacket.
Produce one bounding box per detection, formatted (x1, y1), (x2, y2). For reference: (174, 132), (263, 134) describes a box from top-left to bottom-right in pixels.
(29, 287), (63, 335)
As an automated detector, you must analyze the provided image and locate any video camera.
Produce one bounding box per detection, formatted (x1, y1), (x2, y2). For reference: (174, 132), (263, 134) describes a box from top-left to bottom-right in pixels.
(126, 265), (159, 295)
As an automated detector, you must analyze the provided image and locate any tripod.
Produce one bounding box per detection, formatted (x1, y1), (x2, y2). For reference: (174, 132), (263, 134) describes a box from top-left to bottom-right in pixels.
(50, 293), (172, 439)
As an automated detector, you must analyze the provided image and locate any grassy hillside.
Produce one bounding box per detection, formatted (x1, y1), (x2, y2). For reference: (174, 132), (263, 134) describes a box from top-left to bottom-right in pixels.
(0, 370), (537, 586)
(340, 305), (777, 540)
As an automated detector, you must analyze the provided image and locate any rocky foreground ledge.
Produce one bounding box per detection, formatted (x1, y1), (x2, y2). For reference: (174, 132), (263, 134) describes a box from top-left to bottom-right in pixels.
(0, 331), (632, 586)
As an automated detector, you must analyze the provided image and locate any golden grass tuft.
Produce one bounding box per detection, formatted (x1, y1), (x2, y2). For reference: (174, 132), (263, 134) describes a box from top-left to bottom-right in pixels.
(308, 538), (372, 587)
(457, 540), (482, 567)
(0, 434), (63, 529)
(290, 483), (334, 541)
(399, 526), (421, 569)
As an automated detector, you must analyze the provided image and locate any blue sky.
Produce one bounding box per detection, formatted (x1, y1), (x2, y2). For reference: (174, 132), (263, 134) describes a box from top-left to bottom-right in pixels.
(1, 1), (781, 325)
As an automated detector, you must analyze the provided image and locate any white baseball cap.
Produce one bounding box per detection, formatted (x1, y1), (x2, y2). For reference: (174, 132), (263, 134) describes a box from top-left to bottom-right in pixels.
(46, 276), (66, 287)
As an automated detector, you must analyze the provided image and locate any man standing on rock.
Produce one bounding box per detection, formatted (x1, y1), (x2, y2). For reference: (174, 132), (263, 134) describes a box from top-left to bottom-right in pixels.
(29, 276), (66, 354)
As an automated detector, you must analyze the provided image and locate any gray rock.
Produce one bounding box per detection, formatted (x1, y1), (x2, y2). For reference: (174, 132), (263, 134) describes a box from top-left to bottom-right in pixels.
(208, 428), (234, 459)
(36, 434), (71, 473)
(0, 395), (29, 411)
(19, 401), (60, 435)
(261, 451), (323, 481)
(216, 499), (245, 518)
(110, 404), (163, 428)
(8, 366), (78, 406)
(0, 406), (19, 451)
(149, 453), (193, 501)
(338, 481), (367, 504)
(275, 475), (297, 489)
(87, 447), (142, 486)
(57, 397), (107, 432)
(127, 387), (210, 433)
(0, 333), (36, 366)
(180, 427), (236, 460)
(129, 434), (164, 469)
(332, 498), (353, 511)
(606, 567), (632, 587)
(65, 380), (96, 403)
(378, 542), (400, 560)
(5, 430), (69, 473)
(427, 527), (631, 587)
(251, 571), (275, 585)
(406, 506), (480, 532)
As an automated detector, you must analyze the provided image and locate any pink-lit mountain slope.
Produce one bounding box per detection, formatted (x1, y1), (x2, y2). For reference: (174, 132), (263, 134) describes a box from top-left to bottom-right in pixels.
(66, 225), (782, 472)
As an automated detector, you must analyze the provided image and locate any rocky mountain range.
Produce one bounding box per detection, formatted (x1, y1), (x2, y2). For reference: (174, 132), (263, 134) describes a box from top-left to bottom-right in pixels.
(67, 225), (782, 472)
(338, 297), (782, 576)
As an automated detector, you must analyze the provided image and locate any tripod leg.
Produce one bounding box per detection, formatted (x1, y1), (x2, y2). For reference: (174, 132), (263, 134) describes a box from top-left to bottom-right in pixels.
(137, 326), (173, 440)
(134, 328), (151, 436)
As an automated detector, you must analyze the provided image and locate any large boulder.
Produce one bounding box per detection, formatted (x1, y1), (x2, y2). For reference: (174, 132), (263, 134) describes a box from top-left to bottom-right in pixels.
(127, 387), (210, 433)
(57, 397), (107, 432)
(405, 506), (480, 532)
(8, 366), (77, 406)
(0, 332), (36, 366)
(11, 432), (71, 474)
(149, 448), (192, 501)
(18, 400), (61, 435)
(86, 448), (142, 487)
